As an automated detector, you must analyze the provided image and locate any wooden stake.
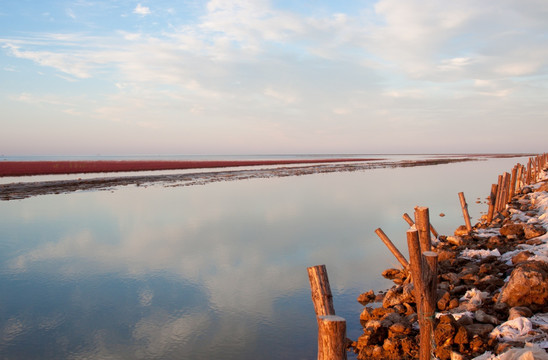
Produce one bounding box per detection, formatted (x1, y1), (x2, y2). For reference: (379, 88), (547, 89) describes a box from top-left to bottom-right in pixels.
(458, 192), (473, 232)
(307, 265), (336, 318)
(403, 213), (439, 240)
(422, 251), (438, 360)
(407, 229), (432, 360)
(516, 164), (524, 192)
(494, 174), (504, 213)
(414, 207), (432, 252)
(375, 228), (409, 268)
(486, 184), (498, 223)
(509, 166), (518, 200)
(317, 315), (347, 360)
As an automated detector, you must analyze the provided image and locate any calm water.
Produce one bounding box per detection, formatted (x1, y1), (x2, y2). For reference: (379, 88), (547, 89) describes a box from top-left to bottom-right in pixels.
(0, 155), (529, 359)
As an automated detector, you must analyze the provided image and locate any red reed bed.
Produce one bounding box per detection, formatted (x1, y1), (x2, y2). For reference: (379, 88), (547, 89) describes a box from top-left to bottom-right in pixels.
(0, 159), (378, 177)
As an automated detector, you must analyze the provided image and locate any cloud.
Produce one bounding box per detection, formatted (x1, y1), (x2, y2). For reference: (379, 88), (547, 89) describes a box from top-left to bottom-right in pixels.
(133, 4), (151, 16)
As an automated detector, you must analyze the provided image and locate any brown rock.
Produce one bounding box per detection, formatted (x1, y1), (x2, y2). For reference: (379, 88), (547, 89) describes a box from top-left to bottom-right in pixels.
(500, 223), (524, 237)
(360, 307), (374, 323)
(523, 224), (546, 239)
(455, 225), (470, 236)
(508, 306), (533, 320)
(388, 322), (410, 337)
(454, 325), (469, 345)
(383, 283), (415, 308)
(437, 291), (451, 311)
(438, 250), (456, 262)
(448, 298), (460, 310)
(499, 260), (548, 307)
(447, 236), (464, 246)
(511, 251), (534, 265)
(435, 314), (457, 347)
(358, 290), (376, 305)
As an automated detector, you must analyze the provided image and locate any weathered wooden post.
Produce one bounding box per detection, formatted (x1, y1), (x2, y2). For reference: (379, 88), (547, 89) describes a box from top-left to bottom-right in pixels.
(458, 192), (473, 232)
(407, 229), (437, 360)
(486, 184), (498, 223)
(509, 166), (518, 200)
(414, 207), (432, 252)
(504, 172), (512, 204)
(516, 164), (524, 192)
(308, 265), (336, 318)
(307, 265), (347, 360)
(375, 228), (409, 268)
(403, 213), (439, 239)
(494, 174), (504, 212)
(317, 315), (347, 360)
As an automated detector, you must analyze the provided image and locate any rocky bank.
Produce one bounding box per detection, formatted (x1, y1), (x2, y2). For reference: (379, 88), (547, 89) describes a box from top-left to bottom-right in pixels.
(350, 170), (548, 359)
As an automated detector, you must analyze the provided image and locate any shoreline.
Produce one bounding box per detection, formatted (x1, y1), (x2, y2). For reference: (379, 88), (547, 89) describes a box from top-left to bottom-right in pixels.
(350, 154), (548, 359)
(0, 156), (483, 201)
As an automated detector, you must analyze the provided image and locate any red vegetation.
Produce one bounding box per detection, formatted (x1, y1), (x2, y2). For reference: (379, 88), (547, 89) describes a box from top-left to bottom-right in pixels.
(0, 158), (377, 177)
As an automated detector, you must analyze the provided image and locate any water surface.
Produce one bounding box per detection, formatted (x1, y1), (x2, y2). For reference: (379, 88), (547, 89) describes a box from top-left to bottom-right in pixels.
(0, 155), (529, 359)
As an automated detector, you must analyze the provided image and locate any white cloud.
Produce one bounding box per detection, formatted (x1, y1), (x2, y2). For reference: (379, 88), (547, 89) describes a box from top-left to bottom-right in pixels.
(133, 4), (151, 16)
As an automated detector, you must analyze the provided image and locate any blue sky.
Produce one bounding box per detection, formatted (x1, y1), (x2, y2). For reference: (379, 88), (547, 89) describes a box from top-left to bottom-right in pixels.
(1, 0), (547, 155)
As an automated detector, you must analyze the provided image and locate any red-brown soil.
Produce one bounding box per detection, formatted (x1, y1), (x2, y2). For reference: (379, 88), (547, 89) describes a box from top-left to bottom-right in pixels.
(0, 158), (378, 177)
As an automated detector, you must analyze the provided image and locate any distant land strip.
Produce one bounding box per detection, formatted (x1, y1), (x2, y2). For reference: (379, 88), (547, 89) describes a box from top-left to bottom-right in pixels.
(0, 158), (381, 177)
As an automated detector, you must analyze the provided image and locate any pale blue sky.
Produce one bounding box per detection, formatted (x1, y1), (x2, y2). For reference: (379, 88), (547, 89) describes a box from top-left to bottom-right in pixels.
(1, 0), (547, 155)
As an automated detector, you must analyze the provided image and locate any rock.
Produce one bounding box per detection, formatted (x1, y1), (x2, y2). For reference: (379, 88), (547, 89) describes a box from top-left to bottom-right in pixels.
(498, 260), (548, 308)
(435, 314), (457, 347)
(358, 290), (377, 305)
(511, 251), (534, 265)
(523, 224), (546, 239)
(453, 325), (469, 345)
(446, 236), (464, 246)
(438, 250), (456, 262)
(455, 225), (470, 236)
(388, 322), (410, 337)
(440, 213), (446, 217)
(521, 187), (532, 194)
(382, 268), (407, 284)
(360, 307), (374, 323)
(383, 283), (415, 308)
(500, 223), (524, 237)
(474, 309), (499, 325)
(464, 323), (494, 338)
(508, 306), (533, 320)
(438, 291), (451, 311)
(442, 272), (460, 285)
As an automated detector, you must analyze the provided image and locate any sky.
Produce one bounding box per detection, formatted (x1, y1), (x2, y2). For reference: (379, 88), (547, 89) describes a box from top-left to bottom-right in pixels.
(1, 0), (547, 156)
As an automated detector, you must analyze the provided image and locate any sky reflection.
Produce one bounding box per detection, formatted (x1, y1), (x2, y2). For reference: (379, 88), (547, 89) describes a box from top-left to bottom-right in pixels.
(0, 156), (530, 359)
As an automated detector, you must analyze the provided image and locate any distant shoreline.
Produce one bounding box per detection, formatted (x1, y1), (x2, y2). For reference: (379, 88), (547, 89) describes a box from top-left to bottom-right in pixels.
(0, 158), (381, 177)
(0, 154), (532, 201)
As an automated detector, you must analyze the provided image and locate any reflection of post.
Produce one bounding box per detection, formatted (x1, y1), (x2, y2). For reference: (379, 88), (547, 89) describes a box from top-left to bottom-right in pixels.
(458, 192), (472, 232)
(318, 315), (347, 360)
(375, 228), (409, 268)
(307, 265), (347, 360)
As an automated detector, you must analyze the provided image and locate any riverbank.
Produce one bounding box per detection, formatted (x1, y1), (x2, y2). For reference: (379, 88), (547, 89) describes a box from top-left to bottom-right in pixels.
(351, 155), (548, 359)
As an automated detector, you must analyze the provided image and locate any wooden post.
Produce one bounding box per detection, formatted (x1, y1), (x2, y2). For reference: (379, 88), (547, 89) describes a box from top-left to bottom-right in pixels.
(509, 166), (518, 200)
(486, 184), (498, 223)
(526, 158), (532, 185)
(317, 315), (347, 360)
(494, 174), (504, 212)
(414, 207), (432, 252)
(308, 265), (347, 360)
(375, 228), (409, 268)
(403, 213), (414, 227)
(516, 164), (524, 192)
(407, 229), (432, 360)
(404, 213), (439, 240)
(458, 192), (473, 232)
(307, 265), (335, 318)
(422, 251), (438, 360)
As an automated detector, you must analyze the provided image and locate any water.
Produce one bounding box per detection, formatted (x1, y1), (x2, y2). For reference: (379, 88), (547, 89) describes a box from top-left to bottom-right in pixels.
(0, 155), (530, 359)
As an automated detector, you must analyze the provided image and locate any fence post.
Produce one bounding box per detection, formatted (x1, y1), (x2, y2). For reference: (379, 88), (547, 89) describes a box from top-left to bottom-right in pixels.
(317, 315), (347, 360)
(458, 192), (473, 232)
(375, 228), (409, 268)
(414, 207), (432, 252)
(307, 265), (347, 360)
(486, 184), (498, 223)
